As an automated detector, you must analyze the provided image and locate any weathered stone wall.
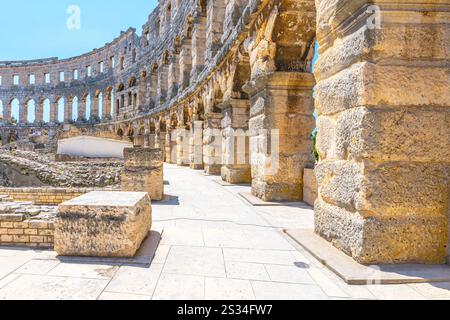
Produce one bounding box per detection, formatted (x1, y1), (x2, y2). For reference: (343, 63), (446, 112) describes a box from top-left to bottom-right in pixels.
(314, 0), (450, 264)
(0, 187), (118, 205)
(0, 217), (54, 248)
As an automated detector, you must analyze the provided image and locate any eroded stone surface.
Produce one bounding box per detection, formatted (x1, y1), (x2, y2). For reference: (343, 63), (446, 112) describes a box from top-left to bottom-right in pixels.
(55, 191), (152, 257)
(121, 147), (164, 201)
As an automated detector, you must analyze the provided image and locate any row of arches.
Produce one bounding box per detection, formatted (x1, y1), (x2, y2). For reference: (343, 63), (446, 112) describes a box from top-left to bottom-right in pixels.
(0, 91), (116, 124)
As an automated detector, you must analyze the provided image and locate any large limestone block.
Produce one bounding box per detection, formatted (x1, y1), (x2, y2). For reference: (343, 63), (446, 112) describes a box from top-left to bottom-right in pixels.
(315, 199), (447, 264)
(55, 191), (152, 257)
(121, 147), (164, 201)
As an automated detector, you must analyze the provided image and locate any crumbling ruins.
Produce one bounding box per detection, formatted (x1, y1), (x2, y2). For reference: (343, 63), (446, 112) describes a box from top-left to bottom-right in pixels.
(0, 0), (449, 264)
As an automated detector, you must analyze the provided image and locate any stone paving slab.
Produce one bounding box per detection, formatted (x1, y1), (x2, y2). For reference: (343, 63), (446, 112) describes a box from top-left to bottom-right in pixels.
(238, 192), (307, 207)
(285, 229), (450, 285)
(213, 178), (250, 187)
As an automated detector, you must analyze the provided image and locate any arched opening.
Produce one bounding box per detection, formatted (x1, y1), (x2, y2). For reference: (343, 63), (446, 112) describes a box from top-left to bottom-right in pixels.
(27, 99), (35, 123)
(10, 98), (20, 123)
(43, 99), (51, 123)
(128, 77), (137, 88)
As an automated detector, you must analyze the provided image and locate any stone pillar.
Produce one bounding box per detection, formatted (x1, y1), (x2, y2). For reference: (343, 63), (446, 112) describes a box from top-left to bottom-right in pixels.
(176, 126), (189, 166)
(159, 131), (166, 161)
(64, 99), (72, 123)
(150, 73), (158, 107)
(203, 113), (222, 175)
(245, 72), (315, 202)
(104, 94), (111, 119)
(101, 95), (108, 120)
(158, 65), (169, 105)
(190, 120), (204, 170)
(180, 39), (192, 90)
(3, 103), (11, 122)
(132, 124), (141, 147)
(91, 96), (99, 120)
(314, 0), (450, 264)
(168, 55), (180, 99)
(50, 102), (58, 123)
(19, 102), (27, 124)
(35, 101), (44, 123)
(121, 147), (164, 201)
(191, 17), (207, 79)
(165, 127), (177, 164)
(205, 0), (226, 62)
(221, 98), (251, 184)
(78, 99), (86, 122)
(143, 119), (150, 148)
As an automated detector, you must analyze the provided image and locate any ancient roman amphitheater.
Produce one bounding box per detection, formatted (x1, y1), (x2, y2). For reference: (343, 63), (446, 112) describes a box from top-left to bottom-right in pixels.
(0, 0), (449, 300)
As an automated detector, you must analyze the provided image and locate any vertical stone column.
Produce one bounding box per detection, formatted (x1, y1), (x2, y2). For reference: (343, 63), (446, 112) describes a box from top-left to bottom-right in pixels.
(50, 102), (58, 123)
(91, 96), (99, 120)
(64, 99), (72, 123)
(102, 95), (109, 120)
(205, 0), (226, 62)
(158, 65), (169, 105)
(221, 98), (251, 184)
(35, 101), (44, 124)
(3, 103), (11, 122)
(179, 39), (192, 90)
(314, 0), (450, 264)
(159, 130), (166, 161)
(150, 73), (159, 107)
(143, 119), (150, 148)
(78, 99), (86, 122)
(176, 126), (189, 166)
(168, 55), (180, 99)
(190, 120), (204, 170)
(132, 123), (141, 147)
(203, 112), (222, 175)
(191, 16), (207, 79)
(165, 126), (177, 164)
(245, 72), (315, 202)
(19, 102), (27, 124)
(121, 147), (164, 201)
(154, 121), (161, 149)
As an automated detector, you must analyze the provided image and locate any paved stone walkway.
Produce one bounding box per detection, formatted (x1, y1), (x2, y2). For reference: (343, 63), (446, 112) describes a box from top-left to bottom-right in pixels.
(0, 164), (450, 300)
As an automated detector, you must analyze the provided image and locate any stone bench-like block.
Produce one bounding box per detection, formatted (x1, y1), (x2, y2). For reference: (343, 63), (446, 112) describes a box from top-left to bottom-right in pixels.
(55, 191), (152, 257)
(121, 147), (164, 201)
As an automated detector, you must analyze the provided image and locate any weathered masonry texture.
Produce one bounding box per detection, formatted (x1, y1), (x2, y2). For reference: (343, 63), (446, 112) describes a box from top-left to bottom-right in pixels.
(0, 0), (449, 265)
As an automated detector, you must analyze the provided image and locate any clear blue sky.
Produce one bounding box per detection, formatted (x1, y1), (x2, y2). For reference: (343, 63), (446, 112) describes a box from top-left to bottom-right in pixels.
(0, 0), (158, 61)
